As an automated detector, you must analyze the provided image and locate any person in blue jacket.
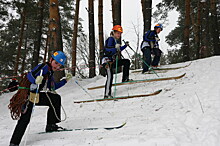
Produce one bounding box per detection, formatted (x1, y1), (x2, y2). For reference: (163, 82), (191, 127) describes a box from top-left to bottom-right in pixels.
(102, 25), (130, 99)
(141, 24), (163, 73)
(9, 51), (72, 146)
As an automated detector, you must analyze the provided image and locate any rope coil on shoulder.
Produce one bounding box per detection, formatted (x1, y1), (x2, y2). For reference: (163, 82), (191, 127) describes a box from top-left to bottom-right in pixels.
(8, 73), (31, 120)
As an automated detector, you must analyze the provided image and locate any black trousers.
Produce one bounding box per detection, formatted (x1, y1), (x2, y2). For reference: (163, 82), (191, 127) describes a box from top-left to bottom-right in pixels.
(10, 92), (61, 145)
(142, 47), (162, 72)
(104, 59), (130, 96)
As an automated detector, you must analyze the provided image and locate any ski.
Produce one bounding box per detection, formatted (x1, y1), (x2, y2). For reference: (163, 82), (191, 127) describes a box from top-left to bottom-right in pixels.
(74, 89), (162, 103)
(38, 128), (73, 134)
(144, 70), (168, 74)
(132, 62), (191, 73)
(38, 122), (126, 134)
(88, 73), (186, 90)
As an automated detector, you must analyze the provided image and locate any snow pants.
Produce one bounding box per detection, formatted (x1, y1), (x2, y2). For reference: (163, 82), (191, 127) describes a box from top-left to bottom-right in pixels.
(142, 47), (162, 72)
(104, 59), (130, 96)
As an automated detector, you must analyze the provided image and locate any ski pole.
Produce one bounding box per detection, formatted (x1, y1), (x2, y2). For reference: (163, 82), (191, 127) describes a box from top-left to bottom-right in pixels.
(75, 80), (105, 109)
(122, 40), (159, 77)
(113, 55), (119, 98)
(23, 69), (43, 146)
(75, 80), (115, 116)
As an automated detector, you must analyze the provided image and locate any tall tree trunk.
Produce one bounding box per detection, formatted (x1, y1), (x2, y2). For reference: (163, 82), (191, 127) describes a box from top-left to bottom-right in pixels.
(88, 0), (96, 78)
(141, 0), (152, 33)
(196, 1), (201, 59)
(49, 0), (64, 81)
(43, 31), (49, 62)
(14, 0), (27, 75)
(111, 0), (122, 73)
(98, 0), (104, 75)
(201, 1), (210, 57)
(71, 0), (80, 76)
(21, 24), (28, 73)
(49, 0), (63, 52)
(111, 0), (121, 26)
(32, 0), (45, 68)
(183, 0), (191, 61)
(210, 0), (220, 55)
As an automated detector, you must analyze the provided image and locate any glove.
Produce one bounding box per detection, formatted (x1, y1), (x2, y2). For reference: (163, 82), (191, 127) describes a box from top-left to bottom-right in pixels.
(115, 44), (121, 51)
(35, 76), (44, 84)
(125, 41), (129, 46)
(65, 73), (72, 82)
(155, 37), (160, 42)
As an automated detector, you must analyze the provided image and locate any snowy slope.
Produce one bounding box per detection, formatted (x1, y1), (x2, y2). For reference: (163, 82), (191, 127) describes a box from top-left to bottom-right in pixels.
(1, 56), (220, 146)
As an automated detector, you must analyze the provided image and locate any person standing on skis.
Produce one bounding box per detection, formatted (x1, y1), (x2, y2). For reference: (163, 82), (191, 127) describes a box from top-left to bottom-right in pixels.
(9, 51), (72, 146)
(102, 25), (130, 99)
(141, 24), (163, 73)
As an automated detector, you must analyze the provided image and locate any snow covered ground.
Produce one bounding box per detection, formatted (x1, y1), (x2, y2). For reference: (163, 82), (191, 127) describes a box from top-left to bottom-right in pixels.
(1, 56), (220, 146)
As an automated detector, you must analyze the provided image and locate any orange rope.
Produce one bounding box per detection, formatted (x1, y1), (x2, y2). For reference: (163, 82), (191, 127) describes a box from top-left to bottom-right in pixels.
(8, 74), (31, 120)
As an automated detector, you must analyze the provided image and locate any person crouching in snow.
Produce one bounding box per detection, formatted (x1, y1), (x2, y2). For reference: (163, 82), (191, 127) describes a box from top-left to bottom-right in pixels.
(9, 51), (72, 146)
(141, 24), (163, 73)
(102, 25), (131, 99)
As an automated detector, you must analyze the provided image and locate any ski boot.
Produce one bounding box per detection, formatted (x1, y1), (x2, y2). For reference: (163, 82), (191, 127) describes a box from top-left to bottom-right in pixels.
(45, 124), (64, 132)
(122, 78), (133, 82)
(104, 95), (113, 99)
(151, 65), (159, 69)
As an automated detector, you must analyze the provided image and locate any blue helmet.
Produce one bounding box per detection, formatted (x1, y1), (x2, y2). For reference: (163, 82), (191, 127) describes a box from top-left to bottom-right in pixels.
(154, 24), (163, 31)
(51, 51), (67, 65)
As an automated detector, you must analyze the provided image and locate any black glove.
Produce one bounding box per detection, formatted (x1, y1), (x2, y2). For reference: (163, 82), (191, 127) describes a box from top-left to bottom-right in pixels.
(125, 41), (129, 46)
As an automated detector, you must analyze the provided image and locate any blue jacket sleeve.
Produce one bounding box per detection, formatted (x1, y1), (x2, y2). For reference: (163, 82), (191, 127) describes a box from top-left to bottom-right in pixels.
(104, 37), (127, 55)
(144, 30), (156, 42)
(54, 79), (67, 90)
(120, 45), (127, 51)
(27, 63), (49, 84)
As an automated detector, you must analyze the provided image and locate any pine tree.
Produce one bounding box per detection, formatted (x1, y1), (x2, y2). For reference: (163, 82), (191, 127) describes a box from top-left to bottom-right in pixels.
(98, 0), (104, 75)
(112, 0), (121, 26)
(14, 0), (28, 75)
(49, 0), (64, 81)
(210, 0), (220, 55)
(182, 0), (191, 61)
(88, 0), (96, 78)
(32, 0), (45, 68)
(141, 0), (152, 33)
(71, 0), (80, 76)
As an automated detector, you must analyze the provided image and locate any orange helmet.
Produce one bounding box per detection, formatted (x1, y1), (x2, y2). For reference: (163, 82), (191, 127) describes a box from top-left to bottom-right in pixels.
(112, 25), (123, 33)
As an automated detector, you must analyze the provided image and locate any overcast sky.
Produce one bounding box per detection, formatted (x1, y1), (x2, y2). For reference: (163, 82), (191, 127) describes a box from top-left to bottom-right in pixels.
(79, 0), (179, 55)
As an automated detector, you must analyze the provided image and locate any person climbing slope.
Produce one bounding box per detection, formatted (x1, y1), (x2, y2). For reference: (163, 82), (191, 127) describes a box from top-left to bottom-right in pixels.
(9, 51), (72, 146)
(102, 25), (131, 99)
(141, 24), (163, 73)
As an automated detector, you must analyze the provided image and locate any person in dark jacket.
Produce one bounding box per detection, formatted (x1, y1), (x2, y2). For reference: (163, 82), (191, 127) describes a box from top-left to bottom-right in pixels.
(102, 25), (130, 99)
(8, 78), (19, 92)
(141, 24), (163, 73)
(9, 51), (72, 146)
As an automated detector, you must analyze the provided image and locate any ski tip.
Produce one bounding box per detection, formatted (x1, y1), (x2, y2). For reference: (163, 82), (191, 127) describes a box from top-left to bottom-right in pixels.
(157, 89), (163, 93)
(122, 122), (126, 126)
(153, 89), (162, 95)
(181, 73), (186, 77)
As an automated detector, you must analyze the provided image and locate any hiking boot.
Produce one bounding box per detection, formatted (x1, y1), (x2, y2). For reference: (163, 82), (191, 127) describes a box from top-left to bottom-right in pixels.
(46, 124), (63, 132)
